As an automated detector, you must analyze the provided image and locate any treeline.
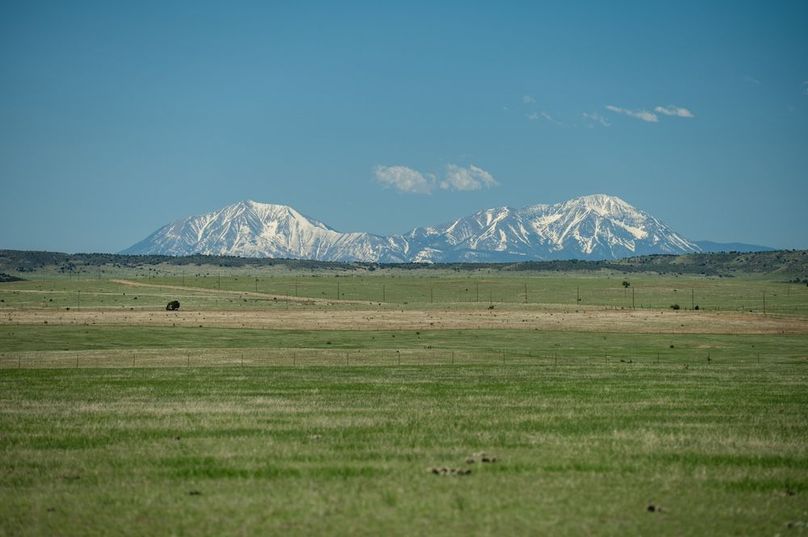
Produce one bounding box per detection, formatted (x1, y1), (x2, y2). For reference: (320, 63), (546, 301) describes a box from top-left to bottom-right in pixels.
(0, 250), (351, 273)
(0, 249), (806, 277)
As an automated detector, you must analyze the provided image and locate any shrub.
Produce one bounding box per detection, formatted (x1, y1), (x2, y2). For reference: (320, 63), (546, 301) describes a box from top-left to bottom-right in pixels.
(670, 304), (680, 310)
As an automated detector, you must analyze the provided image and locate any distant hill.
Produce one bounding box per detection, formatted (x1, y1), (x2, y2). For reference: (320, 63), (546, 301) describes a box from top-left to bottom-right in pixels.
(1, 249), (806, 279)
(695, 241), (775, 253)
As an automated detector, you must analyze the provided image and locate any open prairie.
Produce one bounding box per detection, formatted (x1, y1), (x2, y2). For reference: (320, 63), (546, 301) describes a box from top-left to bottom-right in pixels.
(1, 262), (807, 535)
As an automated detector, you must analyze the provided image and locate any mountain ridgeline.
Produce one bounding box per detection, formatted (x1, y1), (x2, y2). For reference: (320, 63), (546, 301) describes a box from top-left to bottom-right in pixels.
(122, 194), (703, 262)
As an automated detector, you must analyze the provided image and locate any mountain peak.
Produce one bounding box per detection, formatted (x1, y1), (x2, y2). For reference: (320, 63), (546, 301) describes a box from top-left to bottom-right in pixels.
(567, 193), (635, 212)
(230, 199), (288, 211)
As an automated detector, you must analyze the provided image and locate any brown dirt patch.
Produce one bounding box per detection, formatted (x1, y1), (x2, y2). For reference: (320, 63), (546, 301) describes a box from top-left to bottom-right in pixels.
(3, 306), (806, 335)
(109, 279), (362, 304)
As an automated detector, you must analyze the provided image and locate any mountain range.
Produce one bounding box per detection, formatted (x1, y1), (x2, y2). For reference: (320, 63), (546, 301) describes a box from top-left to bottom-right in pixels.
(121, 194), (764, 262)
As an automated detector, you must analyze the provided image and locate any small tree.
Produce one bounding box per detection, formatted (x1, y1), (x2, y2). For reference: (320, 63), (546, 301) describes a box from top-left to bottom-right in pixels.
(622, 280), (631, 288)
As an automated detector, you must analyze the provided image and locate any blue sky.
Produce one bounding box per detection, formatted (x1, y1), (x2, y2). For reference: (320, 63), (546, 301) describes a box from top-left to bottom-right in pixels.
(1, 1), (806, 252)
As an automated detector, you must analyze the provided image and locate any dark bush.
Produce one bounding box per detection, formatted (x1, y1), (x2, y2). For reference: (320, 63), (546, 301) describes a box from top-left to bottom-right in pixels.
(670, 304), (680, 310)
(166, 300), (180, 311)
(0, 272), (25, 282)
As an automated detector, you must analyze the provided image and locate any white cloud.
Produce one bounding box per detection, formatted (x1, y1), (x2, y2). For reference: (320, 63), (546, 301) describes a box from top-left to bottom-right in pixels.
(440, 164), (498, 191)
(374, 164), (499, 194)
(373, 165), (433, 194)
(581, 112), (610, 127)
(527, 110), (564, 126)
(605, 105), (658, 123)
(654, 105), (695, 118)
(522, 95), (536, 104)
(540, 111), (564, 126)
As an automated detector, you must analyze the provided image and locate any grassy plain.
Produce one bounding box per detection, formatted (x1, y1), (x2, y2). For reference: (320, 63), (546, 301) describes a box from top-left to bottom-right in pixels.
(1, 263), (807, 535)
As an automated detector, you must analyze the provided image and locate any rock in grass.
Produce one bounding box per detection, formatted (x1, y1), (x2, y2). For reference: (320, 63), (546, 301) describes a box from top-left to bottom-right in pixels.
(467, 451), (498, 464)
(428, 467), (472, 476)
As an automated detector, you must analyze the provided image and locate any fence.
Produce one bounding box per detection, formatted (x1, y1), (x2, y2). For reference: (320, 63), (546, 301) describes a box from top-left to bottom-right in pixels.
(0, 347), (795, 369)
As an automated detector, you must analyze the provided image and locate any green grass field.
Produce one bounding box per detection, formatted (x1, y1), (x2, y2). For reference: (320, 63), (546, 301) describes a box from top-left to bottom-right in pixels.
(3, 270), (808, 314)
(1, 265), (807, 535)
(1, 364), (807, 535)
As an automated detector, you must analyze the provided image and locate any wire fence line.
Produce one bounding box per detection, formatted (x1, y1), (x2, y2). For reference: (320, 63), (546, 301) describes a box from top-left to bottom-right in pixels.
(7, 275), (808, 315)
(0, 347), (795, 370)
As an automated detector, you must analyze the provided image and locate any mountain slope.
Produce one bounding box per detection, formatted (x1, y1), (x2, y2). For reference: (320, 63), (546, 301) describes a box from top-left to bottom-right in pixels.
(403, 194), (699, 261)
(122, 200), (408, 262)
(121, 195), (701, 261)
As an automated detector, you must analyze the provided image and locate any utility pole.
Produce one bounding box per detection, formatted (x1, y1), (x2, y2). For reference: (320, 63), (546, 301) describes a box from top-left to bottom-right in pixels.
(691, 288), (695, 310)
(576, 286), (580, 304)
(632, 287), (635, 310)
(762, 291), (766, 314)
(382, 284), (385, 302)
(255, 277), (258, 292)
(218, 273), (221, 290)
(524, 282), (528, 304)
(77, 290), (80, 310)
(476, 282), (479, 303)
(337, 281), (340, 300)
(430, 287), (433, 303)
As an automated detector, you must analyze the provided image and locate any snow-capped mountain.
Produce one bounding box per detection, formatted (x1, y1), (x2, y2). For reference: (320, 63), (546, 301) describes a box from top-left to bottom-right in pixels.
(121, 195), (701, 261)
(405, 194), (699, 262)
(122, 200), (409, 262)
